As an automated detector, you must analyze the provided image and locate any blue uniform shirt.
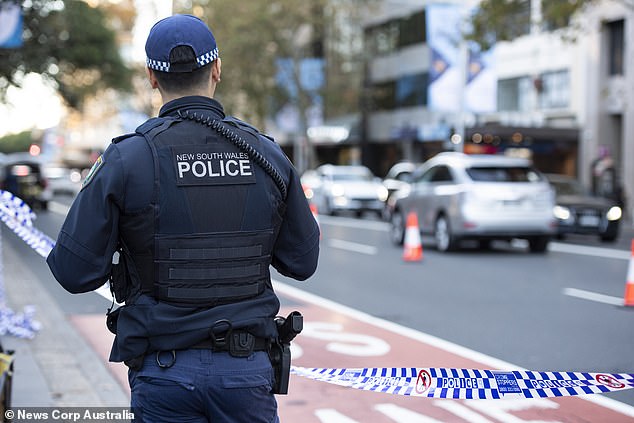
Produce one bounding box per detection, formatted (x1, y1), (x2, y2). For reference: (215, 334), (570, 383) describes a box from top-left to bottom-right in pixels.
(47, 96), (320, 362)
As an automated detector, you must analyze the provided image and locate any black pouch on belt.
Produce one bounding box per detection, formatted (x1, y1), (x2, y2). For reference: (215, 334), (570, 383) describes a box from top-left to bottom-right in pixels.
(228, 332), (256, 358)
(106, 307), (121, 335)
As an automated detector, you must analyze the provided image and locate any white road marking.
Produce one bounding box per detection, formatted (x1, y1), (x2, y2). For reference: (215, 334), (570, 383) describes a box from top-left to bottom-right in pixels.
(318, 215), (388, 232)
(563, 287), (624, 306)
(328, 239), (377, 255)
(549, 242), (630, 260)
(48, 201), (71, 216)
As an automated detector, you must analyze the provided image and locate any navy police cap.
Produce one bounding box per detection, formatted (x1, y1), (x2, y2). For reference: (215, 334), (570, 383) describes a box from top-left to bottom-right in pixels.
(145, 14), (218, 73)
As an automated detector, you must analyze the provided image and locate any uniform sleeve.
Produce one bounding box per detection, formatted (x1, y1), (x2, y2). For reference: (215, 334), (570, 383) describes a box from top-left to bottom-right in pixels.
(271, 167), (320, 281)
(46, 145), (125, 294)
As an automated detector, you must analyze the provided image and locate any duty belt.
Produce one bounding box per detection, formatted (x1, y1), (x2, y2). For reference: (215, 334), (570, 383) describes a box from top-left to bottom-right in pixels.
(191, 330), (270, 358)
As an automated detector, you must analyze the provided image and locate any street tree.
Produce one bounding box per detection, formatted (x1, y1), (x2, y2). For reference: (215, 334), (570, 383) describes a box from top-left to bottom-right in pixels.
(188, 1), (366, 126)
(465, 0), (634, 51)
(183, 0), (367, 171)
(0, 0), (132, 109)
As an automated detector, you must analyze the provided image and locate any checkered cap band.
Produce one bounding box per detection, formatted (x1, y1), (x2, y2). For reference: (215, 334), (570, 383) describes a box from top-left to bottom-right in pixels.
(146, 47), (218, 72)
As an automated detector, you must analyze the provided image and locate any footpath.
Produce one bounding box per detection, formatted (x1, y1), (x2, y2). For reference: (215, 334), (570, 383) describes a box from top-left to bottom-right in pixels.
(0, 230), (129, 408)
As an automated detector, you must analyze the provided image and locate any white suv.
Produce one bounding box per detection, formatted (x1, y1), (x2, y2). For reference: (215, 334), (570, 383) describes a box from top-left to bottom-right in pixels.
(389, 152), (556, 253)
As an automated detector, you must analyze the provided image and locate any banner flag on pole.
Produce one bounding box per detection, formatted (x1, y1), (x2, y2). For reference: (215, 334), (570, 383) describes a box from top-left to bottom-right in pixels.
(0, 1), (23, 49)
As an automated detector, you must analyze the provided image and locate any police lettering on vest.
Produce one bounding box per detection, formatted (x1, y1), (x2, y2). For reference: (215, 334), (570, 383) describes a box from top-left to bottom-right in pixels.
(172, 144), (256, 186)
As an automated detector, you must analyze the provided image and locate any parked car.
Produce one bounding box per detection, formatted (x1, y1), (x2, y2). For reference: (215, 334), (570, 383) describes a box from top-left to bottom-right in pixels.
(546, 173), (622, 242)
(0, 153), (52, 210)
(42, 165), (82, 197)
(302, 164), (388, 217)
(388, 152), (556, 252)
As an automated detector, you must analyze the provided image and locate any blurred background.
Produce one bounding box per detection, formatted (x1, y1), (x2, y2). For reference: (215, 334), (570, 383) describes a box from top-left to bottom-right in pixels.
(0, 0), (632, 224)
(1, 1), (634, 417)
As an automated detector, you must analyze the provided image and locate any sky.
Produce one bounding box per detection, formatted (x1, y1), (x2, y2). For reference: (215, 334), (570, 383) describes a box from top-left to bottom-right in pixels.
(0, 73), (64, 136)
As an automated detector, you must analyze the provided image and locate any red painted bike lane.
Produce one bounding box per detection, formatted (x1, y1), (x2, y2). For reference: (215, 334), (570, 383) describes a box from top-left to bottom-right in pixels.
(72, 282), (634, 422)
(273, 282), (634, 423)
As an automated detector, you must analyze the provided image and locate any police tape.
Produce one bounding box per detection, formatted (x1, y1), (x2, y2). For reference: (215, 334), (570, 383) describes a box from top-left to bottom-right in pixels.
(0, 191), (55, 259)
(291, 366), (634, 399)
(0, 191), (633, 398)
(0, 190), (49, 338)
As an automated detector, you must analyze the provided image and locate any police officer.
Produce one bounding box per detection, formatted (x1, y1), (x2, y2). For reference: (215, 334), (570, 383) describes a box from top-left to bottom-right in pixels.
(47, 14), (319, 422)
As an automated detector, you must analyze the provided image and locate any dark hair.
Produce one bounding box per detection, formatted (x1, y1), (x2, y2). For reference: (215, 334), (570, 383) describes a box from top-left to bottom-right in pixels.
(152, 45), (212, 92)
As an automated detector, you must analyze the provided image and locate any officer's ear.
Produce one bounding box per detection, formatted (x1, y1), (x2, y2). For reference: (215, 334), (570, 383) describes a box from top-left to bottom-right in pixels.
(147, 68), (160, 89)
(212, 58), (222, 83)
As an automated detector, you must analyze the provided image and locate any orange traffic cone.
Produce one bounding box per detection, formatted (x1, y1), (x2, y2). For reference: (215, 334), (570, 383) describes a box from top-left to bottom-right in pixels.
(310, 202), (321, 239)
(403, 211), (423, 262)
(624, 240), (634, 307)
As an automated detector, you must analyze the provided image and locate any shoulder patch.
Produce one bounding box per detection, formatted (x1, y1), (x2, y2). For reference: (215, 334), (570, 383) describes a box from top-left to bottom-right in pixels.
(81, 155), (104, 190)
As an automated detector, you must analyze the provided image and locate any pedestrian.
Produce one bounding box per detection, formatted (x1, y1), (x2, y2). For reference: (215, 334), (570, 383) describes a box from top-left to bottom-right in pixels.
(47, 14), (320, 422)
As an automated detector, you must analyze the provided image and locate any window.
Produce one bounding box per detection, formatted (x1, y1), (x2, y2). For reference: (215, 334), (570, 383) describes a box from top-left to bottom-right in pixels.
(370, 72), (428, 111)
(497, 76), (532, 111)
(538, 70), (569, 109)
(371, 80), (396, 111)
(364, 21), (399, 56)
(398, 11), (426, 48)
(395, 73), (428, 108)
(607, 19), (624, 76)
(420, 166), (453, 183)
(364, 9), (426, 57)
(466, 166), (543, 182)
(430, 166), (453, 182)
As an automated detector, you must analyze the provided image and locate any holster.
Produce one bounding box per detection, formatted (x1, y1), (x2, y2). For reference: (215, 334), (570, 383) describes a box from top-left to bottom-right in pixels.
(269, 342), (291, 394)
(106, 241), (140, 335)
(109, 244), (136, 304)
(269, 311), (303, 394)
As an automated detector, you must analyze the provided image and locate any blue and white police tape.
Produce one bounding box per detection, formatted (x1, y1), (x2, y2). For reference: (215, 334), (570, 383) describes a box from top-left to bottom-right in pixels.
(0, 190), (55, 259)
(0, 190), (49, 338)
(291, 366), (634, 399)
(0, 190), (37, 225)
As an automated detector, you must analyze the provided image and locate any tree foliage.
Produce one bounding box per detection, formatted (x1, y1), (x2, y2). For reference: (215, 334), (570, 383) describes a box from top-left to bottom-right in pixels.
(0, 130), (33, 153)
(0, 0), (132, 109)
(185, 0), (365, 127)
(465, 0), (634, 51)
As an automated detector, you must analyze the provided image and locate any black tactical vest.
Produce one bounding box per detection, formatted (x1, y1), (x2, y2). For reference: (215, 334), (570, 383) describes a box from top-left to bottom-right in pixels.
(122, 115), (286, 307)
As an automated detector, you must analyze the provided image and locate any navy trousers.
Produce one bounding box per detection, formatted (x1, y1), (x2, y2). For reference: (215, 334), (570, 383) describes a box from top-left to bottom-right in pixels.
(129, 349), (280, 422)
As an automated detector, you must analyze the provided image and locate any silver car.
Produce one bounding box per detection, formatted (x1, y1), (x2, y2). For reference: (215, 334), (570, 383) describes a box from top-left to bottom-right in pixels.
(389, 152), (556, 252)
(303, 164), (388, 217)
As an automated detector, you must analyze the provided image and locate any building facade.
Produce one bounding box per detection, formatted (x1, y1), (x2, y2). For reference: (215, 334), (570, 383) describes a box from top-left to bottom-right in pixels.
(350, 0), (632, 220)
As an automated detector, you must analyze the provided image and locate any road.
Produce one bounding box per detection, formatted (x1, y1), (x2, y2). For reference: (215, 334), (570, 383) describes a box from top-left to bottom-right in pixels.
(300, 214), (634, 404)
(2, 196), (633, 421)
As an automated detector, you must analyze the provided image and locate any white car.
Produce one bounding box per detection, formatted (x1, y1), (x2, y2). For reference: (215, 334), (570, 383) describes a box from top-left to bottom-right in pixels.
(302, 164), (388, 217)
(43, 166), (82, 197)
(388, 152), (556, 252)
